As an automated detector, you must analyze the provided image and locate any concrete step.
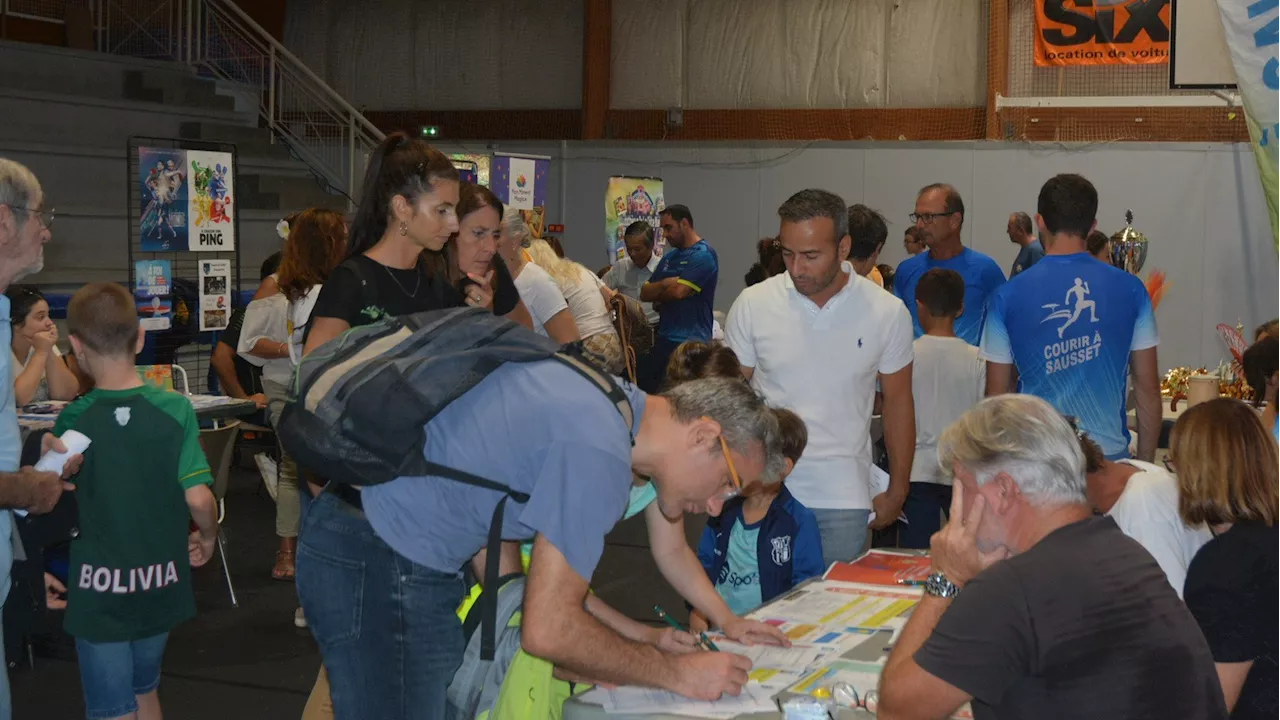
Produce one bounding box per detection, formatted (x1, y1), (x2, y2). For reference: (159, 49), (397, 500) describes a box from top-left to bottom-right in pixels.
(124, 70), (238, 113)
(238, 173), (347, 212)
(0, 88), (255, 147)
(179, 121), (282, 155)
(1, 139), (341, 211)
(0, 39), (201, 97)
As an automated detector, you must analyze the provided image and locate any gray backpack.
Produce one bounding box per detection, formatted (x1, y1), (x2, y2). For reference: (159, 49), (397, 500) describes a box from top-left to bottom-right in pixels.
(278, 307), (633, 659)
(447, 575), (526, 719)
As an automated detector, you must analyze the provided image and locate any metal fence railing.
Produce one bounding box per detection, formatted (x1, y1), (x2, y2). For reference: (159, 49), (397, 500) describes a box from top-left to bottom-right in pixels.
(62, 0), (384, 201)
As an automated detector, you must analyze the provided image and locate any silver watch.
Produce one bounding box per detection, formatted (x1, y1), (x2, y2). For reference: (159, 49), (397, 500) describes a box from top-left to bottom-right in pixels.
(924, 571), (961, 599)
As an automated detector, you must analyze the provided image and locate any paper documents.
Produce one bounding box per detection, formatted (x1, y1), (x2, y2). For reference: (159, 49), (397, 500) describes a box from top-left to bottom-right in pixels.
(760, 582), (918, 632)
(713, 639), (827, 671)
(584, 684), (776, 718)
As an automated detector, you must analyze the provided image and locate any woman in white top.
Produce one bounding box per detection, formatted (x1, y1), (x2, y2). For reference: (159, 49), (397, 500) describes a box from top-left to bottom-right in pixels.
(524, 235), (624, 374)
(1079, 430), (1211, 599)
(240, 208), (348, 582)
(8, 286), (81, 405)
(496, 210), (580, 343)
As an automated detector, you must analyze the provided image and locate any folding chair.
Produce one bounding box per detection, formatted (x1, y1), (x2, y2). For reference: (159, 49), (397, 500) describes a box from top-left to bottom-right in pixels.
(198, 420), (241, 607)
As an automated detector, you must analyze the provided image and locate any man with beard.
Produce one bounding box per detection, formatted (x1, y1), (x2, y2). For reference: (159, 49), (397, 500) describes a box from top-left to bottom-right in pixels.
(639, 205), (718, 391)
(726, 189), (916, 566)
(894, 184), (1006, 346)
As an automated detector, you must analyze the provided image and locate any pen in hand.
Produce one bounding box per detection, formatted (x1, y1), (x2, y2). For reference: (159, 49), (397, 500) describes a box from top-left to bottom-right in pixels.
(654, 604), (713, 651)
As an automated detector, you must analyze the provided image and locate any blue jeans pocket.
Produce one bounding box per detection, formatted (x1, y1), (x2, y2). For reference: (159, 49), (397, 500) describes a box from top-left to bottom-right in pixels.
(297, 543), (365, 648)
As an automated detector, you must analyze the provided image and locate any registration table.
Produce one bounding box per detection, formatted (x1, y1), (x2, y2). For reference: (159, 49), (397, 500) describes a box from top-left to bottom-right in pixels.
(17, 394), (260, 432)
(564, 551), (955, 720)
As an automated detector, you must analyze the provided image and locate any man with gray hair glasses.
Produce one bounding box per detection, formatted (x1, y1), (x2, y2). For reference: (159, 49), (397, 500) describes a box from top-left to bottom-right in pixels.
(305, 367), (792, 716)
(877, 394), (1226, 720)
(0, 158), (81, 720)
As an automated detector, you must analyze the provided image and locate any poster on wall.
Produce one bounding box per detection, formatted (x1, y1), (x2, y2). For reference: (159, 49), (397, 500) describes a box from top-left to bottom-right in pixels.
(138, 147), (236, 252)
(187, 150), (236, 251)
(605, 177), (665, 263)
(134, 259), (172, 332)
(139, 147), (189, 252)
(1034, 0), (1171, 67)
(492, 154), (550, 211)
(198, 259), (231, 331)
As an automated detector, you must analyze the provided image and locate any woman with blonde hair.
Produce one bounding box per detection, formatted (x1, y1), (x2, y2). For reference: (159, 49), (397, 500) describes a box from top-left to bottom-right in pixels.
(524, 230), (624, 373)
(1171, 398), (1278, 719)
(495, 210), (580, 344)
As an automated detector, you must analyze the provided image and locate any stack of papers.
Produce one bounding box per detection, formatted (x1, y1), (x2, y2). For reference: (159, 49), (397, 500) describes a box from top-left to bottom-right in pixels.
(823, 549), (932, 587)
(581, 684), (776, 718)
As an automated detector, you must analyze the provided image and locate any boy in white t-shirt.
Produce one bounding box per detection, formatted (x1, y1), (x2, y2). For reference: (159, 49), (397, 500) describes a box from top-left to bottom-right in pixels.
(900, 268), (985, 547)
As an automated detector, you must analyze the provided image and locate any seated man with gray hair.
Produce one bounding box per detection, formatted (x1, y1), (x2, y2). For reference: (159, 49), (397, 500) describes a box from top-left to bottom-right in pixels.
(877, 394), (1226, 720)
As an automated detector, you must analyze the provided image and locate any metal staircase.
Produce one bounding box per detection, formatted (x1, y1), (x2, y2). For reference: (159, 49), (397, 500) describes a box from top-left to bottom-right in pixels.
(86, 0), (384, 202)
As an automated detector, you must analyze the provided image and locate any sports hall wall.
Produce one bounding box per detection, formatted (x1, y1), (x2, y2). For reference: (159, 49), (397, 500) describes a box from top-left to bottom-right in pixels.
(441, 138), (1274, 374)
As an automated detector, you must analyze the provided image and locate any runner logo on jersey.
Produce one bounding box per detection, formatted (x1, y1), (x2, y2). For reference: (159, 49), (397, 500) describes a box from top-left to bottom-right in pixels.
(1041, 277), (1104, 374)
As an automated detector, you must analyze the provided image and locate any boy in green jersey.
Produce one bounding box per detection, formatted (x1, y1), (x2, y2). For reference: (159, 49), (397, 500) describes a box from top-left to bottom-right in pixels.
(53, 283), (218, 720)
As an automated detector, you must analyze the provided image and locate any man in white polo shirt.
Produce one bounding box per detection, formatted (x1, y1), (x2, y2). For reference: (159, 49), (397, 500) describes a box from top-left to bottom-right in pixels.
(726, 189), (916, 565)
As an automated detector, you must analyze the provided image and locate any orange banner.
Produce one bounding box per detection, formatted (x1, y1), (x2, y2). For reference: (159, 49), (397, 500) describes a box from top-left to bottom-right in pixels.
(1034, 0), (1171, 67)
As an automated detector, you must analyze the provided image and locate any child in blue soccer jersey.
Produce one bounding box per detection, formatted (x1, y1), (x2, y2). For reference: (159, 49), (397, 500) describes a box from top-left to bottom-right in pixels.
(691, 408), (823, 629)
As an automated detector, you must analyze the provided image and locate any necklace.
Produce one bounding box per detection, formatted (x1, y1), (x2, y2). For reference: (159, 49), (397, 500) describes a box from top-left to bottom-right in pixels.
(382, 262), (422, 298)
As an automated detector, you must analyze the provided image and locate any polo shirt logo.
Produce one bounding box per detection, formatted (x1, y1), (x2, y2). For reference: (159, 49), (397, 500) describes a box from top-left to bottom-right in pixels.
(857, 338), (863, 348)
(114, 407), (131, 426)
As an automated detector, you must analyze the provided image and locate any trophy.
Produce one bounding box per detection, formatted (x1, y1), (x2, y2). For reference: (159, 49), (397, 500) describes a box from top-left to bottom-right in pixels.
(1109, 210), (1149, 274)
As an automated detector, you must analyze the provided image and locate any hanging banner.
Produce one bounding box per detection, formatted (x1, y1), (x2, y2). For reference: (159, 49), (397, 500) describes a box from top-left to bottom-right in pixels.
(605, 177), (665, 263)
(491, 154), (550, 211)
(1216, 0), (1279, 243)
(187, 150), (236, 251)
(138, 147), (236, 252)
(198, 259), (231, 331)
(134, 259), (172, 332)
(1035, 0), (1172, 67)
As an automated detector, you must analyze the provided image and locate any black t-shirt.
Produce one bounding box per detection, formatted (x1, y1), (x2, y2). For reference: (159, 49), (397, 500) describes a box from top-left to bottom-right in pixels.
(915, 516), (1226, 720)
(310, 254), (520, 330)
(1184, 521), (1278, 720)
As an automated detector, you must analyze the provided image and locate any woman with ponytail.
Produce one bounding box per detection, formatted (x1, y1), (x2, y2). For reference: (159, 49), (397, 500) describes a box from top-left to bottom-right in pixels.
(296, 134), (529, 720)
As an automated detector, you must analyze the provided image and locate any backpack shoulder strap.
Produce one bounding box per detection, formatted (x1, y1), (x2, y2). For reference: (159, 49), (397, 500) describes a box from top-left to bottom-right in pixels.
(551, 348), (635, 438)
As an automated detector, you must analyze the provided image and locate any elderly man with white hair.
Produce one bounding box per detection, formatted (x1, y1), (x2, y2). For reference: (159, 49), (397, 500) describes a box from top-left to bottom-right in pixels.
(877, 394), (1226, 720)
(0, 158), (82, 719)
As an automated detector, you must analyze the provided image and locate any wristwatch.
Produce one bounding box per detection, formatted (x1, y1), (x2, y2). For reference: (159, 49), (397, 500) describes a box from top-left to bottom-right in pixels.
(924, 571), (961, 599)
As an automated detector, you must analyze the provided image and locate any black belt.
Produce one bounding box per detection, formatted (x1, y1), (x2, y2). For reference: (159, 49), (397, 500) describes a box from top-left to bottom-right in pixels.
(325, 482), (364, 511)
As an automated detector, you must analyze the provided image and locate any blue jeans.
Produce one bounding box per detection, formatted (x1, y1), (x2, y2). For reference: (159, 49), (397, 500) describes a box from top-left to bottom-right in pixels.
(75, 632), (169, 720)
(811, 508), (871, 567)
(898, 483), (953, 549)
(296, 492), (467, 720)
